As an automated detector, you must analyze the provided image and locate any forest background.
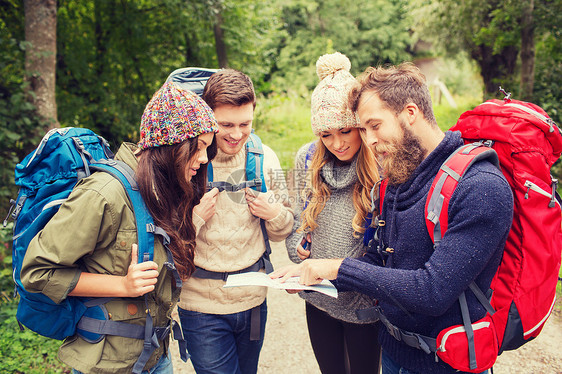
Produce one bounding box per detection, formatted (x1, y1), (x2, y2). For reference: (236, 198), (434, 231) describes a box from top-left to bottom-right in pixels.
(0, 0), (561, 372)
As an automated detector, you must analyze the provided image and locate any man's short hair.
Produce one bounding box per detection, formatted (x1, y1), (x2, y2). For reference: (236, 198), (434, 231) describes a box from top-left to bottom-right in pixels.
(202, 69), (256, 110)
(348, 62), (437, 126)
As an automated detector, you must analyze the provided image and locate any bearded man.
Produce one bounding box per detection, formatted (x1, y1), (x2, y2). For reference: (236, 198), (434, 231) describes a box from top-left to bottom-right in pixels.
(271, 63), (513, 374)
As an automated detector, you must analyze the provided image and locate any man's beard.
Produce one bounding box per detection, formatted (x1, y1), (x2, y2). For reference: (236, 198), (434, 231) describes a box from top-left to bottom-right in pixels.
(375, 122), (426, 185)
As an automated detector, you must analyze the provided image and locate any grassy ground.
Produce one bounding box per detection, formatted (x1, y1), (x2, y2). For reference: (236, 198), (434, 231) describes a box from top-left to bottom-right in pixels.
(0, 298), (69, 373)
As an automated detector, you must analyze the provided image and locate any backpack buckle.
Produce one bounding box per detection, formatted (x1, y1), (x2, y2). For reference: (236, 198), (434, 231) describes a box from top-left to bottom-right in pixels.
(4, 196), (26, 225)
(386, 324), (402, 341)
(252, 178), (262, 191)
(550, 178), (559, 208)
(3, 199), (17, 227)
(498, 86), (512, 101)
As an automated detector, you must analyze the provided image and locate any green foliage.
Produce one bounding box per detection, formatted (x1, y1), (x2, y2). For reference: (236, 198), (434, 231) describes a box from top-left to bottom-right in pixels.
(0, 222), (14, 294)
(254, 94), (316, 169)
(53, 0), (286, 147)
(557, 266), (562, 314)
(553, 160), (562, 196)
(218, 0), (286, 86)
(0, 225), (64, 373)
(0, 299), (68, 373)
(56, 0), (184, 146)
(532, 1), (562, 190)
(270, 0), (413, 94)
(0, 35), (46, 213)
(411, 0), (521, 96)
(533, 3), (562, 125)
(434, 96), (483, 132)
(0, 86), (46, 211)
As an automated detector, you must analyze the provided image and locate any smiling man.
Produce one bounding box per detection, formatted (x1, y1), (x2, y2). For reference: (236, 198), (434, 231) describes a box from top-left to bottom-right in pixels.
(177, 69), (293, 374)
(271, 63), (513, 374)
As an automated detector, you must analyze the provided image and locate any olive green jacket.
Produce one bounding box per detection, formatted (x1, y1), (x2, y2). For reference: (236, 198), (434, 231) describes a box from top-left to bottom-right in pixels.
(21, 143), (181, 373)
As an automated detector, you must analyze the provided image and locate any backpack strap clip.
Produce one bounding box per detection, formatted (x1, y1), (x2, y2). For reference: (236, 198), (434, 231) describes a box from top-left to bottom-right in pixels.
(146, 223), (170, 247)
(550, 178), (559, 208)
(4, 196), (25, 225)
(356, 305), (436, 355)
(499, 86), (512, 102)
(146, 223), (182, 288)
(250, 177), (262, 191)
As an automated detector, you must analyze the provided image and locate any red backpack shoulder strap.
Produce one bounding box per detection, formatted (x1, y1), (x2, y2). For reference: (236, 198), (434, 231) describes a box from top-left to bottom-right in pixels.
(379, 178), (388, 212)
(425, 142), (500, 245)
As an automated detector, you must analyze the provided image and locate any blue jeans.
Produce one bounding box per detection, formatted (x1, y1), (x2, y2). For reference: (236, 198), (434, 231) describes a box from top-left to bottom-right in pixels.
(178, 301), (267, 374)
(72, 351), (172, 374)
(381, 351), (489, 374)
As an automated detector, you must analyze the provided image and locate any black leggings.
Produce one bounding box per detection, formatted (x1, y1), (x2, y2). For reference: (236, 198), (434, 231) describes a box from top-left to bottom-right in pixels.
(305, 302), (381, 374)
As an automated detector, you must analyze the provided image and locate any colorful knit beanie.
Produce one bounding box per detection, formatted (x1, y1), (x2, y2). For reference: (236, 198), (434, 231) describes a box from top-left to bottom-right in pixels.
(138, 81), (218, 150)
(310, 52), (360, 136)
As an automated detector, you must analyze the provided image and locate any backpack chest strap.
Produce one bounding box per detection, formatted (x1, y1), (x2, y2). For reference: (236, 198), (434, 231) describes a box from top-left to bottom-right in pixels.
(206, 179), (262, 193)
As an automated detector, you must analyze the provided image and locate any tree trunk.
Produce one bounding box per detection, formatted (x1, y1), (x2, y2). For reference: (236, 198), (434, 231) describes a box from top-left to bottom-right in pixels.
(472, 44), (518, 99)
(520, 0), (535, 101)
(213, 11), (228, 68)
(24, 0), (59, 129)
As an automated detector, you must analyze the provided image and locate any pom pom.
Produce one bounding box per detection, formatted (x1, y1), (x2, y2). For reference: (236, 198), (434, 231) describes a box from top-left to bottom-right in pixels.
(316, 52), (351, 81)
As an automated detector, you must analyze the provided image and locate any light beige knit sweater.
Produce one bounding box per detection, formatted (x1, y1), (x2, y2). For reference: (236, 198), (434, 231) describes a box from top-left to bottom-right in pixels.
(178, 142), (293, 314)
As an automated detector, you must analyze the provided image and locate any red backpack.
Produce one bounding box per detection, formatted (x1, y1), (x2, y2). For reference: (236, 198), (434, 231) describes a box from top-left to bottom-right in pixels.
(373, 96), (562, 372)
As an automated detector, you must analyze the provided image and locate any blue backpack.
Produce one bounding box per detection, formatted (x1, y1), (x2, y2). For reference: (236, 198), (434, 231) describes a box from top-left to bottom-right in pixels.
(165, 67), (219, 96)
(5, 127), (187, 373)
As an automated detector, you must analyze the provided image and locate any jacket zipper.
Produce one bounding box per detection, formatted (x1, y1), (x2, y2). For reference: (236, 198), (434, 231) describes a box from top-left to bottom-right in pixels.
(438, 321), (491, 352)
(12, 199), (66, 241)
(524, 180), (552, 199)
(482, 101), (560, 134)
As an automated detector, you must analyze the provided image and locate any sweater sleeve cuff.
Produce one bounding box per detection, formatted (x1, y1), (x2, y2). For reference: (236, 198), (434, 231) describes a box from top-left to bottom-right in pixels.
(333, 257), (375, 293)
(193, 211), (206, 235)
(266, 205), (287, 225)
(264, 206), (294, 241)
(43, 268), (82, 304)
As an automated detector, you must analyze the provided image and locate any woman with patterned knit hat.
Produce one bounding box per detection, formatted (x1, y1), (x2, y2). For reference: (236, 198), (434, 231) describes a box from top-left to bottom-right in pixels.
(21, 81), (218, 374)
(285, 52), (381, 374)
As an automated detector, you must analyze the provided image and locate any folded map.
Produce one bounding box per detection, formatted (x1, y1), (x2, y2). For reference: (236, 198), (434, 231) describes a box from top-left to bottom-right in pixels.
(224, 272), (338, 298)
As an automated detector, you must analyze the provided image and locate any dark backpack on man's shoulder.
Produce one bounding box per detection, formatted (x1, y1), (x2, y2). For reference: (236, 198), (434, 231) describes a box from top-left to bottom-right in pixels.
(5, 127), (188, 373)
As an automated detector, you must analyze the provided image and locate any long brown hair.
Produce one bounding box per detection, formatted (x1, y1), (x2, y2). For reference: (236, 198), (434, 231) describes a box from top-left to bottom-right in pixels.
(136, 137), (217, 279)
(299, 138), (378, 235)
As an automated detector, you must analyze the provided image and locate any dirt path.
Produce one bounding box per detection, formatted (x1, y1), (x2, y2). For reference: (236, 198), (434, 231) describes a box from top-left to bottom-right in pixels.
(171, 242), (562, 373)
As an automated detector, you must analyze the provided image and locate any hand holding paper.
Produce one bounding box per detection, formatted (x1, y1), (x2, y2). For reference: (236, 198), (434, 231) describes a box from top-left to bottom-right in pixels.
(270, 259), (344, 286)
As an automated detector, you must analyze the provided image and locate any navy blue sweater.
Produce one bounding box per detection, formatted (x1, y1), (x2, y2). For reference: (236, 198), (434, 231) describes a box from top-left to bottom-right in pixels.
(333, 131), (513, 373)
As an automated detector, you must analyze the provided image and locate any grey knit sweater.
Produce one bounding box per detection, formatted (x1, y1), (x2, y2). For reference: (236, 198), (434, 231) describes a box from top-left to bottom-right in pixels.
(286, 143), (377, 324)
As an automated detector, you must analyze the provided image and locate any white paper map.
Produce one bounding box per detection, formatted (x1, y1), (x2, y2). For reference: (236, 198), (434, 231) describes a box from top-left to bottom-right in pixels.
(224, 272), (338, 298)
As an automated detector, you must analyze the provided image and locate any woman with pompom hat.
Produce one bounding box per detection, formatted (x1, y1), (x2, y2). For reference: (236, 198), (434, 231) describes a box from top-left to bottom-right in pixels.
(283, 52), (381, 373)
(21, 81), (218, 373)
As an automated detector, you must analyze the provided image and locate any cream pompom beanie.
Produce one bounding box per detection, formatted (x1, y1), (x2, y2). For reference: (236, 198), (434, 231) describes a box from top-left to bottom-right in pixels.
(310, 52), (359, 136)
